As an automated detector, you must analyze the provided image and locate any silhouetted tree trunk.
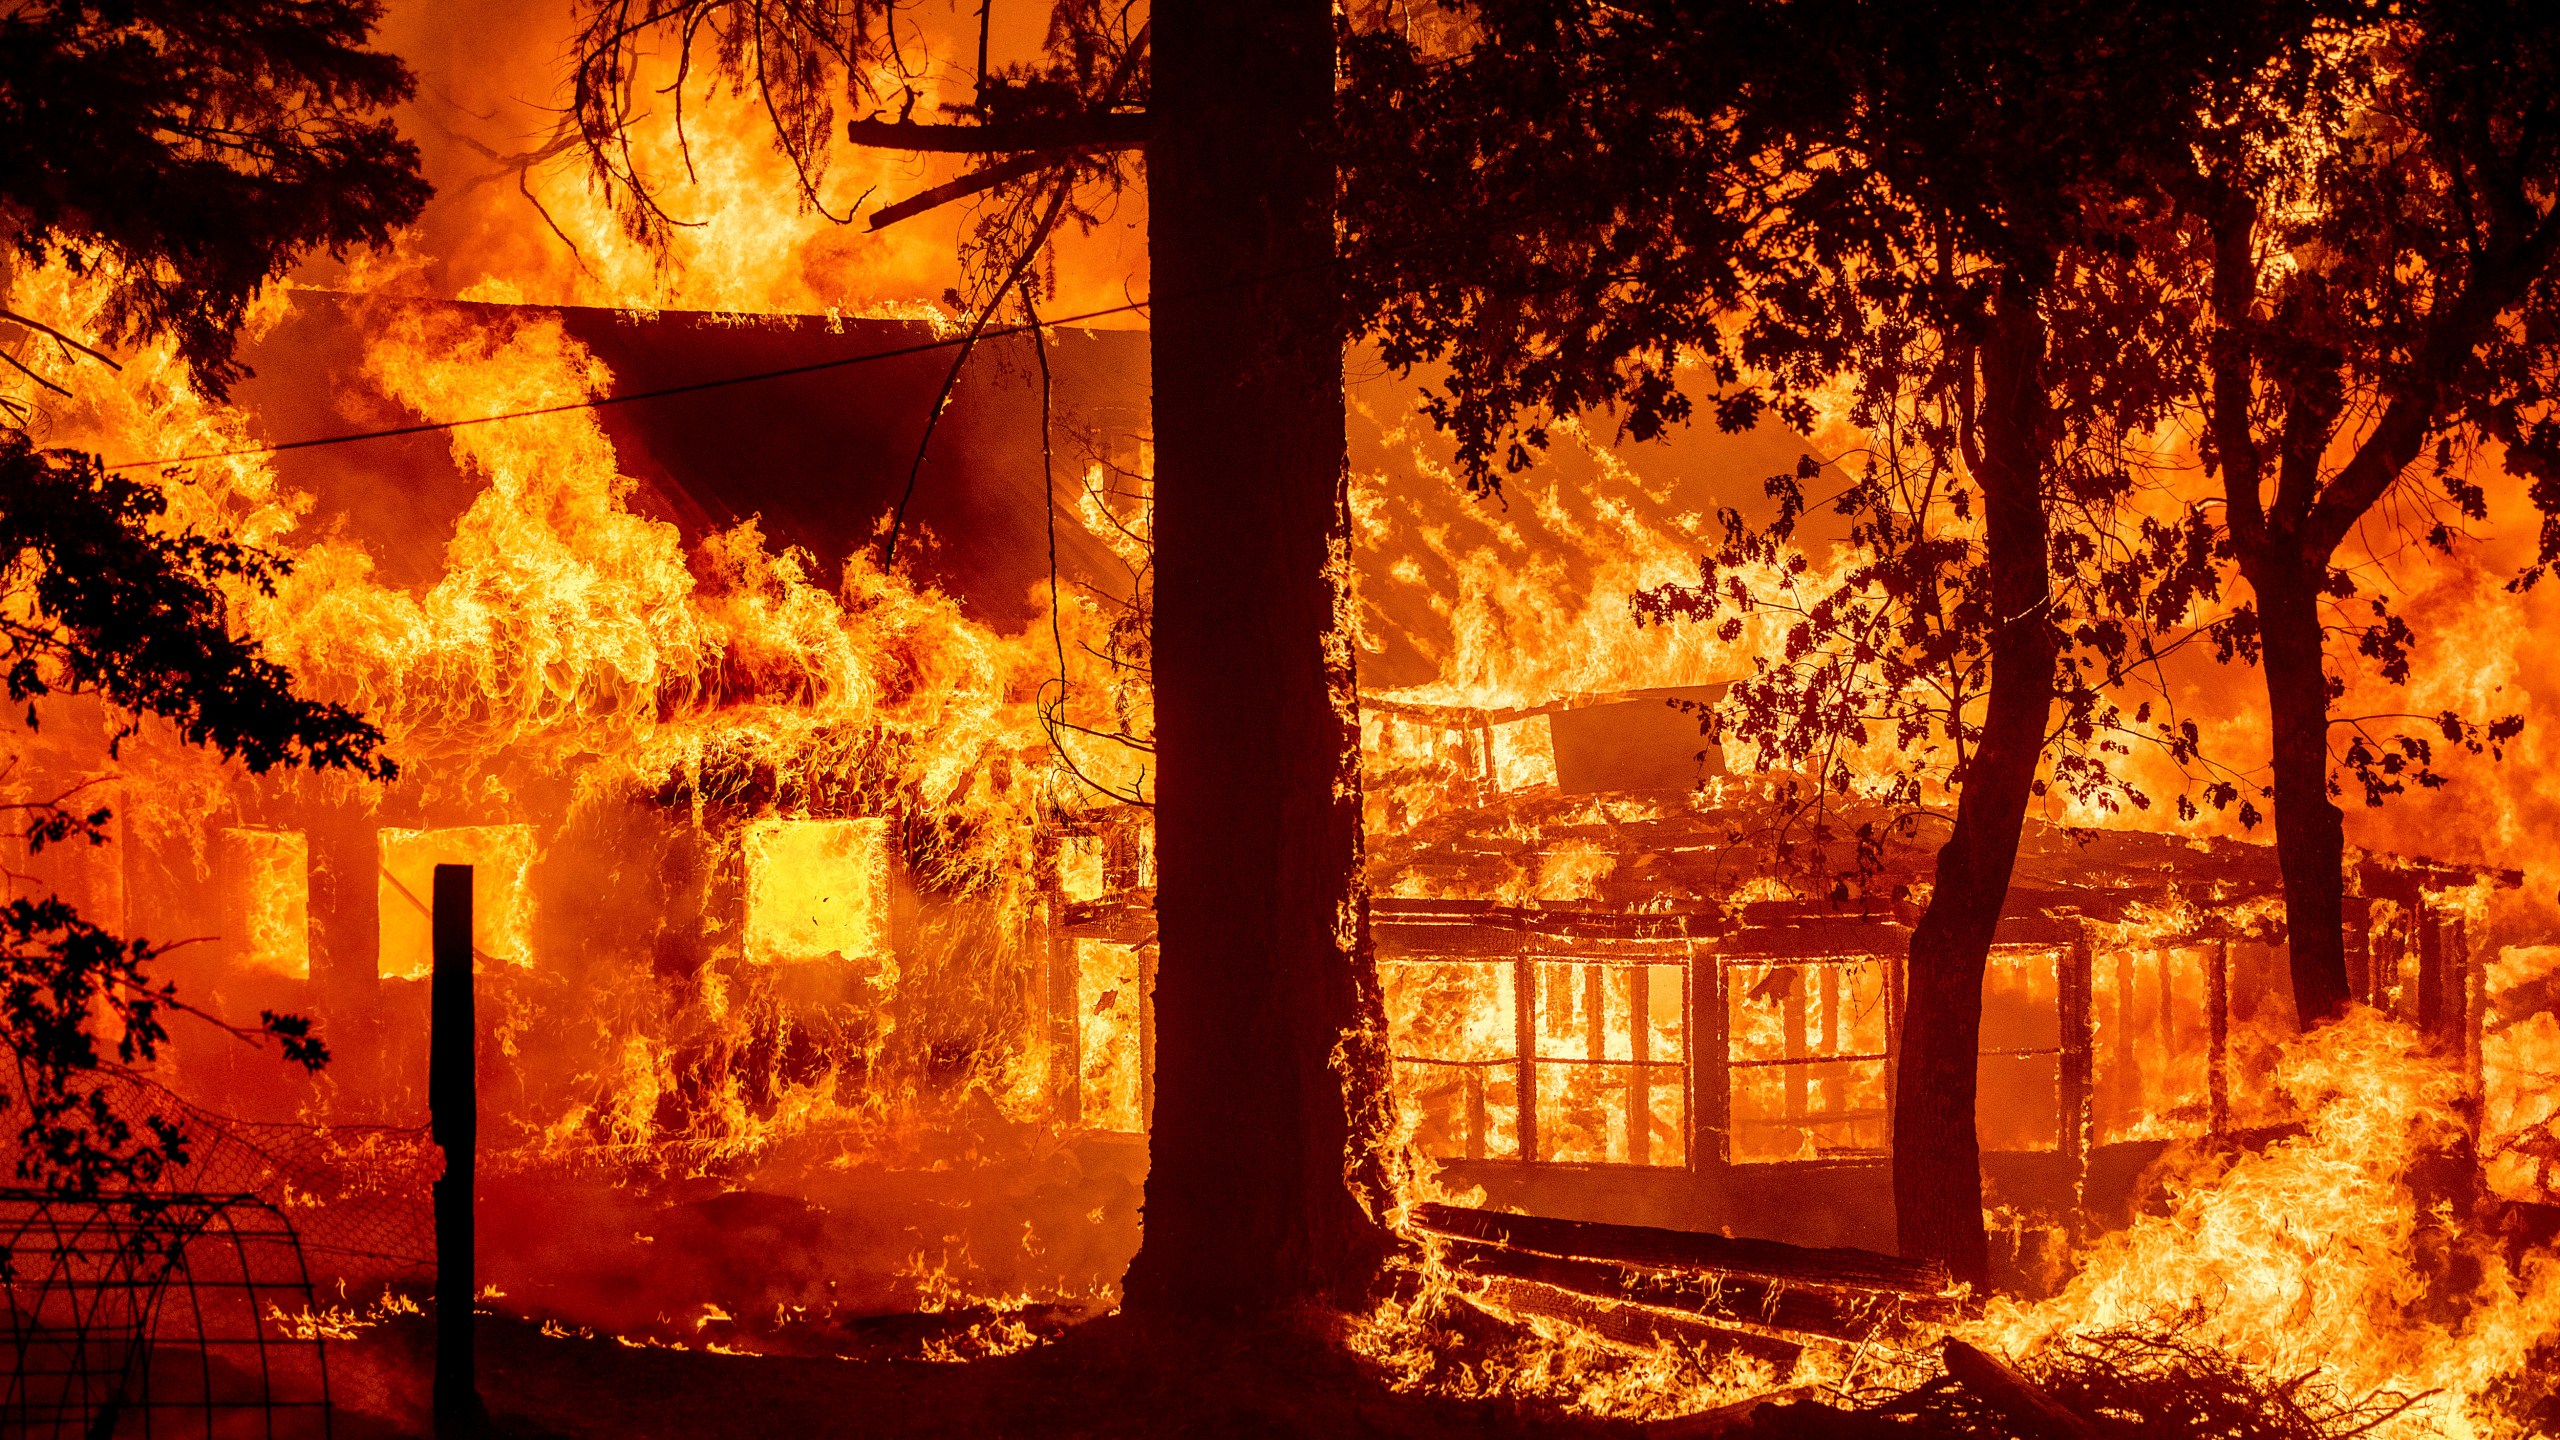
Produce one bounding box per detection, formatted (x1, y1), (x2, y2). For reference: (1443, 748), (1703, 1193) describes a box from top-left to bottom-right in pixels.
(2190, 17), (2560, 1032)
(2204, 200), (2359, 1032)
(1892, 280), (2057, 1288)
(1120, 0), (1394, 1315)
(2252, 551), (2355, 1025)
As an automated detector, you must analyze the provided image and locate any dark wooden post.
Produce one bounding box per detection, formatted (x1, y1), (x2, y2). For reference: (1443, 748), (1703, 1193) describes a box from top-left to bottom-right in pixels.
(1693, 948), (1729, 1171)
(2058, 928), (2094, 1229)
(1514, 957), (1539, 1163)
(2458, 914), (2482, 1098)
(1138, 941), (1159, 1130)
(1044, 895), (1080, 1127)
(1882, 949), (1904, 1152)
(1628, 965), (1651, 1167)
(1782, 964), (1809, 1133)
(431, 864), (482, 1436)
(2207, 941), (2230, 1136)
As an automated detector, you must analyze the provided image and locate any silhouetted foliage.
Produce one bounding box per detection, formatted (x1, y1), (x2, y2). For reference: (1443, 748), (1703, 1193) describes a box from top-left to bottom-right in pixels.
(2146, 1), (2560, 1023)
(0, 0), (420, 1190)
(2, 437), (396, 777)
(0, 0), (429, 395)
(1340, 0), (2329, 1282)
(0, 433), (398, 1191)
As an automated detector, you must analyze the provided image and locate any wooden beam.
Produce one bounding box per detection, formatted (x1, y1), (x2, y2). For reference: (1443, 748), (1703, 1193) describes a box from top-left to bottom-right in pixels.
(1515, 957), (1539, 1163)
(1941, 1340), (2104, 1440)
(1630, 964), (1652, 1166)
(869, 153), (1050, 230)
(1440, 1238), (1945, 1344)
(2209, 940), (2230, 1134)
(846, 113), (1152, 154)
(1411, 1201), (1954, 1297)
(1469, 1276), (1803, 1368)
(2059, 926), (2093, 1224)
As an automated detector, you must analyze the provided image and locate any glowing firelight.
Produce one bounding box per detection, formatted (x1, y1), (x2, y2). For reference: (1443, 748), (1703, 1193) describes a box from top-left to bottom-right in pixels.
(377, 825), (535, 978)
(741, 817), (894, 973)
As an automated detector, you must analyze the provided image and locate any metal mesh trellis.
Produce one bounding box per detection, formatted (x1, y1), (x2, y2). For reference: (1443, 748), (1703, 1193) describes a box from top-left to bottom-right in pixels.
(17, 1071), (440, 1287)
(0, 1190), (333, 1439)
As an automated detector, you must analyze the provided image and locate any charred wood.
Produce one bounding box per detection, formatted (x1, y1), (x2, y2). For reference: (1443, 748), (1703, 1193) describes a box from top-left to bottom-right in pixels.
(1439, 1238), (1943, 1344)
(1412, 1202), (1953, 1298)
(1468, 1275), (1804, 1368)
(1941, 1339), (2107, 1440)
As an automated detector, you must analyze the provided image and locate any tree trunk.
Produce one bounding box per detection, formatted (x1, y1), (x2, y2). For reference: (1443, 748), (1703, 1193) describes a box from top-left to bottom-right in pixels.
(1121, 0), (1394, 1314)
(1892, 283), (2057, 1289)
(2252, 552), (2353, 1025)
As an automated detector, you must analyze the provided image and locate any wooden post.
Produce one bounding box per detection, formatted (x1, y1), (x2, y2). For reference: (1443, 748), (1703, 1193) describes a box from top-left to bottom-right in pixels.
(2059, 930), (2094, 1225)
(1818, 964), (1843, 1117)
(1044, 896), (1081, 1127)
(1138, 941), (1159, 1130)
(431, 864), (482, 1437)
(1882, 950), (1903, 1153)
(2207, 941), (2229, 1136)
(1628, 966), (1651, 1167)
(1464, 1064), (1487, 1161)
(2111, 946), (2134, 1134)
(1782, 964), (1809, 1136)
(2343, 895), (2373, 1010)
(2459, 914), (2482, 1100)
(1515, 957), (1539, 1164)
(1696, 950), (1728, 1170)
(2416, 904), (2454, 1047)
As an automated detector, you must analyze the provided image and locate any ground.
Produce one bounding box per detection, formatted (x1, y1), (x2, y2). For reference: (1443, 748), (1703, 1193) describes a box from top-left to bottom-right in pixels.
(326, 1310), (1640, 1439)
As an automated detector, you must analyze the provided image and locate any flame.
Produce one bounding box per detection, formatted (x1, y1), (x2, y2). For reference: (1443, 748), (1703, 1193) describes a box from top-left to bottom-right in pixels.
(373, 0), (1146, 325)
(1980, 1009), (2560, 1440)
(219, 828), (312, 981)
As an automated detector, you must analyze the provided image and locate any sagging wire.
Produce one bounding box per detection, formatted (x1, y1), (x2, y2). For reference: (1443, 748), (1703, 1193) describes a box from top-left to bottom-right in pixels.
(1024, 283), (1150, 810)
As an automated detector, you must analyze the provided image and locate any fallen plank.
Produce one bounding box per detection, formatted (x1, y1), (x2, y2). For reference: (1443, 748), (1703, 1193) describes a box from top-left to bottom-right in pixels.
(1412, 1203), (1954, 1299)
(1639, 1386), (1811, 1438)
(1942, 1339), (2106, 1440)
(1470, 1276), (1804, 1369)
(1441, 1239), (1938, 1345)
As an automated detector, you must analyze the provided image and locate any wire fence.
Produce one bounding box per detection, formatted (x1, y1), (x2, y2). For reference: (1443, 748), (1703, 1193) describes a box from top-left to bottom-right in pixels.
(1, 1191), (334, 1439)
(2, 1073), (444, 1437)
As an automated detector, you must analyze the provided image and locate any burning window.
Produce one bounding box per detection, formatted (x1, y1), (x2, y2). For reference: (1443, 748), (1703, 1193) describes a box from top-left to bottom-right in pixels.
(1076, 938), (1147, 1133)
(1532, 960), (1685, 1166)
(1058, 834), (1109, 903)
(1977, 946), (2063, 1152)
(217, 828), (309, 981)
(1054, 821), (1150, 904)
(377, 826), (535, 980)
(741, 817), (893, 971)
(1727, 958), (1890, 1163)
(1382, 955), (1684, 1167)
(1488, 715), (1557, 792)
(1383, 959), (1521, 1160)
(2092, 943), (2212, 1143)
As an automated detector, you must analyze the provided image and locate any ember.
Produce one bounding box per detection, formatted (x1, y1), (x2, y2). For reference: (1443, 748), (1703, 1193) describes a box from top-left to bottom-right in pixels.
(5, 2), (2560, 1438)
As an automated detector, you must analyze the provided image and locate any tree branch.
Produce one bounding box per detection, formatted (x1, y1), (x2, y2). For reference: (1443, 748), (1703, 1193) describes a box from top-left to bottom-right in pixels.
(870, 152), (1049, 229)
(845, 112), (1151, 154)
(2303, 210), (2560, 560)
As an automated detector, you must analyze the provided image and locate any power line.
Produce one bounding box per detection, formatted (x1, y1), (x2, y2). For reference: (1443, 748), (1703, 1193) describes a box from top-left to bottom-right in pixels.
(103, 293), (1157, 472)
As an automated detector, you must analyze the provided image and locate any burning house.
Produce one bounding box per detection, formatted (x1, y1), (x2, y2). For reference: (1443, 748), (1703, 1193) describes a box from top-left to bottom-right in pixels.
(8, 1), (2560, 1425)
(12, 282), (2538, 1329)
